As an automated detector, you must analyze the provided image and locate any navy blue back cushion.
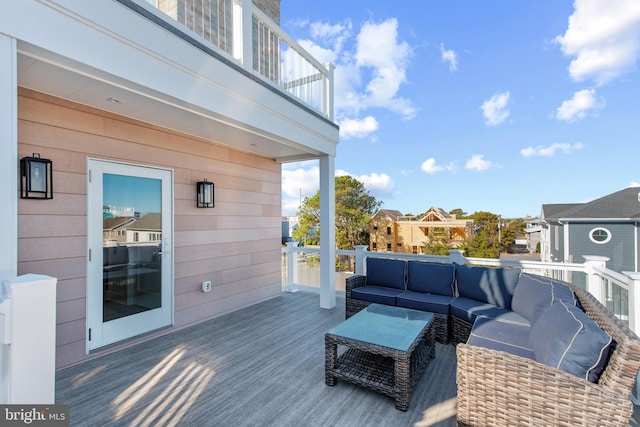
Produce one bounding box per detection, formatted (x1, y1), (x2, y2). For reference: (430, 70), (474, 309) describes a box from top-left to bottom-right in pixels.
(406, 261), (455, 296)
(455, 264), (521, 309)
(365, 258), (406, 290)
(530, 300), (613, 383)
(511, 273), (576, 324)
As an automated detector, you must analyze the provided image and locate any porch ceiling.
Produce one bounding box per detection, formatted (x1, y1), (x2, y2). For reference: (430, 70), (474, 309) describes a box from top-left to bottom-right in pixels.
(17, 45), (328, 163)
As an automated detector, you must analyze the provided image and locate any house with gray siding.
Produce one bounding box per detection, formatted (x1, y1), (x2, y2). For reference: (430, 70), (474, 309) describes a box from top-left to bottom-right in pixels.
(541, 188), (640, 276)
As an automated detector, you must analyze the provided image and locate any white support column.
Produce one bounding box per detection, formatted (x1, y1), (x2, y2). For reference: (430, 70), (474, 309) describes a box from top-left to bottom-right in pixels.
(233, 0), (254, 69)
(319, 155), (335, 309)
(0, 35), (18, 281)
(354, 245), (367, 276)
(583, 255), (609, 303)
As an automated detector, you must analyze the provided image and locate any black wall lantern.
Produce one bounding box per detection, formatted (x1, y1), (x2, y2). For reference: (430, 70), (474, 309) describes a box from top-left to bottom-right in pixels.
(20, 153), (53, 199)
(197, 178), (214, 208)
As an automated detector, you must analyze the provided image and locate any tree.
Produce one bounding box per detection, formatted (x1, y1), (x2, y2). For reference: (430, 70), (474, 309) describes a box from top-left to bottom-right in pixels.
(293, 175), (382, 250)
(422, 227), (452, 256)
(465, 211), (500, 258)
(449, 208), (468, 218)
(292, 192), (320, 245)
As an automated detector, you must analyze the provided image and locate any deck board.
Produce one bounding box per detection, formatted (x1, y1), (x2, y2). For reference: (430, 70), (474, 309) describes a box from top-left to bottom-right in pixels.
(56, 291), (640, 426)
(56, 292), (457, 426)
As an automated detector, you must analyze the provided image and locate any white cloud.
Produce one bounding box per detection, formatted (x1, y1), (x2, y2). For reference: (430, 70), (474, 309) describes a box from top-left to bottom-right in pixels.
(481, 92), (510, 126)
(354, 18), (416, 119)
(465, 154), (493, 171)
(336, 169), (395, 199)
(281, 163), (319, 199)
(556, 89), (603, 121)
(295, 17), (417, 138)
(555, 0), (640, 85)
(339, 116), (379, 139)
(629, 182), (640, 187)
(520, 142), (584, 157)
(281, 164), (395, 215)
(440, 43), (458, 72)
(421, 157), (456, 174)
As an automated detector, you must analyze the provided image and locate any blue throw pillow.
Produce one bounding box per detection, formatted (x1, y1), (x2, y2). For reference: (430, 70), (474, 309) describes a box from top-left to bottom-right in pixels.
(365, 258), (406, 290)
(511, 273), (576, 324)
(406, 261), (455, 296)
(455, 264), (521, 309)
(530, 300), (613, 383)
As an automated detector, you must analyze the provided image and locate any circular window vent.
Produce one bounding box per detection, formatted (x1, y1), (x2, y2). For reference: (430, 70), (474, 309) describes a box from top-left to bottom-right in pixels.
(589, 227), (611, 244)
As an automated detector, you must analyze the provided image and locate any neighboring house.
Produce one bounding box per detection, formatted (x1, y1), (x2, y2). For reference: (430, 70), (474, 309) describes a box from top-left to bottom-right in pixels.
(370, 207), (474, 254)
(124, 213), (162, 245)
(525, 216), (542, 253)
(103, 217), (137, 246)
(2, 0), (338, 369)
(540, 187), (640, 276)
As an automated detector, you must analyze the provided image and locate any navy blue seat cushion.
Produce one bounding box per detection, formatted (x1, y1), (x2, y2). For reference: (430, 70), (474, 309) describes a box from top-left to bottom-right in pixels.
(511, 273), (577, 324)
(530, 300), (613, 383)
(455, 264), (521, 309)
(450, 297), (529, 325)
(396, 292), (454, 315)
(467, 317), (535, 359)
(406, 261), (455, 296)
(350, 286), (405, 306)
(365, 258), (406, 290)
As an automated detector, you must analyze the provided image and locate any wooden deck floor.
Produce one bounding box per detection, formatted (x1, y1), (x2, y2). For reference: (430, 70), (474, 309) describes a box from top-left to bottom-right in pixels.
(56, 291), (640, 426)
(56, 292), (457, 426)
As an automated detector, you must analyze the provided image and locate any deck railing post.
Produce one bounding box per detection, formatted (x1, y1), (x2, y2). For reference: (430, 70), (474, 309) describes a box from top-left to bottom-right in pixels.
(623, 271), (640, 335)
(448, 249), (466, 265)
(232, 0), (253, 69)
(0, 274), (56, 404)
(354, 245), (367, 276)
(583, 255), (609, 303)
(285, 241), (298, 290)
(626, 273), (640, 405)
(323, 62), (335, 120)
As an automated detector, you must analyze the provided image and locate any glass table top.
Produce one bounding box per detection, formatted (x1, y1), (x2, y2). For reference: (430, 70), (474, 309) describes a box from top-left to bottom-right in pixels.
(327, 304), (434, 352)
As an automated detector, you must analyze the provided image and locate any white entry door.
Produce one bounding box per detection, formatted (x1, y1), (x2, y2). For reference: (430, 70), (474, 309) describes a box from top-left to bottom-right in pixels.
(87, 159), (173, 351)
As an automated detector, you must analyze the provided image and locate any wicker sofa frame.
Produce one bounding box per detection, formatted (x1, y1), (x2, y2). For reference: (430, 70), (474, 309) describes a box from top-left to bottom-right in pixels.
(346, 269), (640, 426)
(456, 281), (640, 427)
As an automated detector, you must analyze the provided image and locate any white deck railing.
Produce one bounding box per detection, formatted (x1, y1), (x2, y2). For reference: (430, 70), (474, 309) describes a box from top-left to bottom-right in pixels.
(282, 244), (640, 336)
(142, 0), (334, 120)
(250, 7), (334, 120)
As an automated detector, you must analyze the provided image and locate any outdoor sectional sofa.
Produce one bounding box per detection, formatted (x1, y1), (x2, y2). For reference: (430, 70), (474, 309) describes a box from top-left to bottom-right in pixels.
(345, 257), (640, 426)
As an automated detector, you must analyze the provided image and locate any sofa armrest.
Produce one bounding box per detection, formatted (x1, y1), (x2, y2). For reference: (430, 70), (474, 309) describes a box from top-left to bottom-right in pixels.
(456, 343), (633, 427)
(345, 275), (366, 299)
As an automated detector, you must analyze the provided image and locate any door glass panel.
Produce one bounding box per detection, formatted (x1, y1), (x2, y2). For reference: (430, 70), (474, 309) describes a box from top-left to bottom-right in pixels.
(102, 174), (162, 322)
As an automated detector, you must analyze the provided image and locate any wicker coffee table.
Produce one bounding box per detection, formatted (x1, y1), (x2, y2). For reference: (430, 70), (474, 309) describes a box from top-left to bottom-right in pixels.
(325, 304), (435, 411)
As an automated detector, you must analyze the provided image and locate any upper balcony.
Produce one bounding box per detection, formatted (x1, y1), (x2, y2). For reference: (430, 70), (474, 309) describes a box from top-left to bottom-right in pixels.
(9, 0), (338, 162)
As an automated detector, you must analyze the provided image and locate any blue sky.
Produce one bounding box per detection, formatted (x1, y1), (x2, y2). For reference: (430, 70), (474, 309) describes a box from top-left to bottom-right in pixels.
(279, 0), (640, 218)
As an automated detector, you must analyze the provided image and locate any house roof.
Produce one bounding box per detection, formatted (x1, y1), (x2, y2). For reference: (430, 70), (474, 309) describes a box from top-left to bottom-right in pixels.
(103, 217), (136, 231)
(419, 207), (452, 222)
(128, 213), (162, 230)
(373, 209), (404, 221)
(543, 187), (640, 221)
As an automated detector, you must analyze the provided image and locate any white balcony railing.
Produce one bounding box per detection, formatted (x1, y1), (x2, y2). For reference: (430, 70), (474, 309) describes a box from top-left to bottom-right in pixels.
(251, 7), (334, 120)
(140, 0), (334, 120)
(282, 244), (640, 336)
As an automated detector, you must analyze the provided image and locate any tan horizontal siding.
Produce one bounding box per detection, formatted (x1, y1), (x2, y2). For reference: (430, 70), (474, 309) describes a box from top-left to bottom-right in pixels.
(17, 88), (283, 369)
